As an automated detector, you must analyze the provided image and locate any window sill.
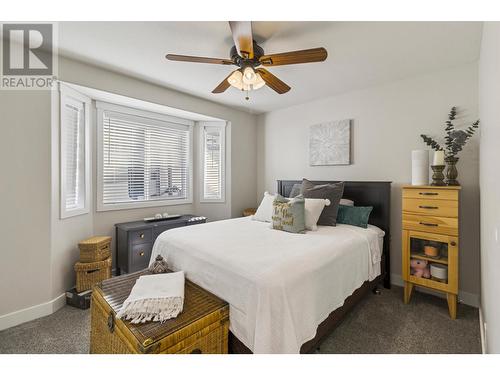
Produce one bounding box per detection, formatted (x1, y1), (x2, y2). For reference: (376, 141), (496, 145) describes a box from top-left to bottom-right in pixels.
(96, 198), (193, 212)
(199, 199), (226, 204)
(60, 207), (90, 219)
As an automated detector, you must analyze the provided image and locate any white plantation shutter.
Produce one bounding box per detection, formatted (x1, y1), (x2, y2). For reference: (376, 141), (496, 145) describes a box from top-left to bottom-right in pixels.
(60, 85), (90, 218)
(200, 123), (226, 202)
(97, 102), (193, 210)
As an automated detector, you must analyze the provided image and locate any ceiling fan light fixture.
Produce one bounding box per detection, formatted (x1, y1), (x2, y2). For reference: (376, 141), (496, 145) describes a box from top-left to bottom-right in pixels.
(242, 66), (257, 85)
(227, 70), (243, 89)
(228, 70), (242, 84)
(227, 69), (265, 92)
(252, 72), (265, 89)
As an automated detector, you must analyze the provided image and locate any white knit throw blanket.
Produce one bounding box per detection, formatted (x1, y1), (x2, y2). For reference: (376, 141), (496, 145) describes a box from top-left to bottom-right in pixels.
(116, 271), (185, 324)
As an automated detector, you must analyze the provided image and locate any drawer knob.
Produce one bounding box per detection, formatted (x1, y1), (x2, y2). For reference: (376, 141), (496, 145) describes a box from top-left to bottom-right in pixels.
(450, 241), (457, 246)
(419, 205), (438, 209)
(140, 233), (145, 239)
(190, 348), (202, 354)
(419, 192), (438, 196)
(419, 222), (438, 227)
(139, 251), (144, 257)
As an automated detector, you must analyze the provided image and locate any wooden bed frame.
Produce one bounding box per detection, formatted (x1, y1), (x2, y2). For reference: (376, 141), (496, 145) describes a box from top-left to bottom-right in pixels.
(229, 180), (392, 354)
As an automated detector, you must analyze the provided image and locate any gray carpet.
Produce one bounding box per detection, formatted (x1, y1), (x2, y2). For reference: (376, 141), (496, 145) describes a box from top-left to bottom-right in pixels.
(0, 286), (481, 354)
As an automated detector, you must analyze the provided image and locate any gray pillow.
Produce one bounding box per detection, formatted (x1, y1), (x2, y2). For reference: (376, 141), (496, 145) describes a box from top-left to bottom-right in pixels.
(300, 179), (344, 226)
(271, 194), (306, 234)
(289, 183), (302, 198)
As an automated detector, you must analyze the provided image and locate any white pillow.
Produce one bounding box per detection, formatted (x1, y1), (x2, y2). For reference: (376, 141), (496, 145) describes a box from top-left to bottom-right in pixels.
(340, 198), (354, 206)
(252, 192), (275, 222)
(305, 198), (331, 231)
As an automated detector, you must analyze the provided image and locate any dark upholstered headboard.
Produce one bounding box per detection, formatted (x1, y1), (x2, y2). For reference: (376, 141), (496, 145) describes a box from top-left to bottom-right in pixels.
(277, 180), (392, 288)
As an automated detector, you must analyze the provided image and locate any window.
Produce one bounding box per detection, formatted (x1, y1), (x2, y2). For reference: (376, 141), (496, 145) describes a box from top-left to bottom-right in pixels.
(200, 122), (226, 202)
(60, 84), (90, 218)
(97, 102), (193, 211)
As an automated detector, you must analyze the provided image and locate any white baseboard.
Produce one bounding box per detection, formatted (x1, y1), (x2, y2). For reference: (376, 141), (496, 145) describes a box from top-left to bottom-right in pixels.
(479, 306), (487, 354)
(391, 273), (480, 308)
(0, 293), (66, 331)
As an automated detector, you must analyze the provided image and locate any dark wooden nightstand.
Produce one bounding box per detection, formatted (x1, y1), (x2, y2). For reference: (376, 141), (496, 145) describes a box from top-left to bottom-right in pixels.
(115, 215), (206, 275)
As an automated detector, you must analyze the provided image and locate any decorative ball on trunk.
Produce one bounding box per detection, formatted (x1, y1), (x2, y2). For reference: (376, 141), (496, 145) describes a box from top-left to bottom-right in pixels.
(149, 255), (168, 274)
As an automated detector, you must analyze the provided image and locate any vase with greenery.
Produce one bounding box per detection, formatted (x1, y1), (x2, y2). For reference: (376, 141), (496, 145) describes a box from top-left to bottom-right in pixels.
(421, 106), (479, 186)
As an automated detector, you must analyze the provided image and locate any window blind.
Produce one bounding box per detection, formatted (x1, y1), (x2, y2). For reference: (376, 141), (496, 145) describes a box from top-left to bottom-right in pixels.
(202, 126), (224, 201)
(100, 108), (191, 207)
(62, 98), (86, 211)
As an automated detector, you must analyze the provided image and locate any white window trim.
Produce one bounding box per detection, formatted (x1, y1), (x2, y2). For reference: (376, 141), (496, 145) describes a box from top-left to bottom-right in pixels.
(199, 121), (227, 203)
(96, 101), (194, 212)
(59, 83), (91, 219)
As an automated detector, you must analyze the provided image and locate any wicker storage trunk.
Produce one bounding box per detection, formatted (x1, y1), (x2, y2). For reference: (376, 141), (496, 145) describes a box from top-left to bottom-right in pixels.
(75, 257), (112, 292)
(90, 270), (229, 354)
(79, 236), (111, 263)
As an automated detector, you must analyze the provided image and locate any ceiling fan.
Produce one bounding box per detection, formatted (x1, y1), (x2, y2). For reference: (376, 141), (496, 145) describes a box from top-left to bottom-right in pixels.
(165, 21), (328, 98)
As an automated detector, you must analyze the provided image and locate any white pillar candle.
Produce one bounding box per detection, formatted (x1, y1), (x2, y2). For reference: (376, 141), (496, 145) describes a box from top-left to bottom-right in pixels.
(433, 150), (445, 166)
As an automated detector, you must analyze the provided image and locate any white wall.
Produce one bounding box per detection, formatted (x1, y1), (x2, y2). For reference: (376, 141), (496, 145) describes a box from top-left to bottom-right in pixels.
(257, 63), (480, 304)
(0, 91), (52, 319)
(0, 55), (257, 328)
(479, 22), (500, 354)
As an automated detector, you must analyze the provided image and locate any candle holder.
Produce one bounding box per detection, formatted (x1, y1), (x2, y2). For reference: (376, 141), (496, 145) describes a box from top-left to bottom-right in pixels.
(445, 156), (460, 186)
(430, 165), (446, 186)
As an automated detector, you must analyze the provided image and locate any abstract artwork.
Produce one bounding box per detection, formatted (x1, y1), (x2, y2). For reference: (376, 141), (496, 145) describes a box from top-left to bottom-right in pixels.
(309, 119), (351, 166)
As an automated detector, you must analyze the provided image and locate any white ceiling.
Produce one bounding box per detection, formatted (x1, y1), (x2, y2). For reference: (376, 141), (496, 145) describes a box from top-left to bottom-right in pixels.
(58, 22), (482, 114)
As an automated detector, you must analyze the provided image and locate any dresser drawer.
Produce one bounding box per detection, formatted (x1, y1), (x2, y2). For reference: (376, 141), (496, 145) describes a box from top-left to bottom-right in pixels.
(130, 229), (152, 245)
(116, 216), (207, 275)
(403, 188), (458, 201)
(402, 198), (458, 218)
(152, 223), (186, 242)
(130, 243), (153, 272)
(402, 214), (458, 236)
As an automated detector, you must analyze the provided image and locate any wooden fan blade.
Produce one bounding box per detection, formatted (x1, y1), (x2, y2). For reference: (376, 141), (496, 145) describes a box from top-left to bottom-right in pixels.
(166, 54), (234, 65)
(229, 21), (254, 59)
(259, 47), (327, 66)
(256, 68), (291, 94)
(212, 71), (236, 93)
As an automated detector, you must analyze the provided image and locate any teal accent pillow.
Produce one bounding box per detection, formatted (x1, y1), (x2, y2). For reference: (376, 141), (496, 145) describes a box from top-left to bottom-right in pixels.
(336, 205), (373, 228)
(272, 194), (306, 234)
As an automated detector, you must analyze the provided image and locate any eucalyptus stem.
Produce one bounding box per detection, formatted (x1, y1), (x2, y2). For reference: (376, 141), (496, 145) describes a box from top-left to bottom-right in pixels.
(420, 106), (479, 158)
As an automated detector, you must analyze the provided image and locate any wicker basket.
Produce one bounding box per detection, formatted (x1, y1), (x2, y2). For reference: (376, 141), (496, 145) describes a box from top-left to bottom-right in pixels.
(90, 270), (229, 354)
(79, 236), (111, 263)
(75, 257), (112, 292)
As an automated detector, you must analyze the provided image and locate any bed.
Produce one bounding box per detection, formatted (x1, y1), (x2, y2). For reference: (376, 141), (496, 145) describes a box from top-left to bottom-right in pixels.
(150, 180), (391, 354)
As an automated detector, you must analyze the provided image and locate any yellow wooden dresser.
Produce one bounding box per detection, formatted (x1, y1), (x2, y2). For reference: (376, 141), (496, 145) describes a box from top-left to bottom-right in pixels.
(401, 185), (460, 319)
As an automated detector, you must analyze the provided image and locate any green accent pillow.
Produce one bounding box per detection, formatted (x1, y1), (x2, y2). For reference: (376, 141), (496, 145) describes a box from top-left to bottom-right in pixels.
(336, 205), (373, 228)
(272, 194), (306, 234)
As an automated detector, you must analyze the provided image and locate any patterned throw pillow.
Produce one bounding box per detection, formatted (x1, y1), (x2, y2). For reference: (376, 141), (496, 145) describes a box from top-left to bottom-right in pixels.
(271, 194), (306, 234)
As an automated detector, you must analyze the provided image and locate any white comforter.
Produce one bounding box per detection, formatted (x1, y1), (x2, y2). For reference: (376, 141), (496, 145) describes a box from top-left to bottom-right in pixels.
(150, 217), (384, 354)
